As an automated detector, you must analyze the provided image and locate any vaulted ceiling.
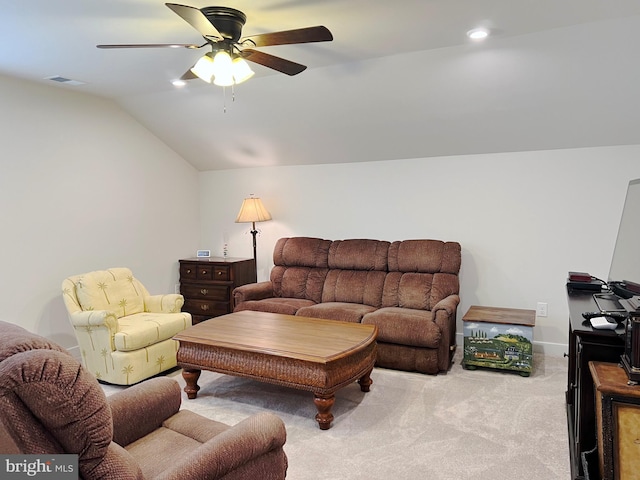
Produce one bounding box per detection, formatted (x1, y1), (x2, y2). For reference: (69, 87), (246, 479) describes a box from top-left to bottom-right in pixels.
(2, 1), (640, 170)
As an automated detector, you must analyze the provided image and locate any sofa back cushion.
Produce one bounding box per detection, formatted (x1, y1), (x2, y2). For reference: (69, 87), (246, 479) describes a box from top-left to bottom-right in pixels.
(75, 268), (145, 318)
(322, 239), (390, 307)
(322, 270), (387, 307)
(383, 240), (461, 310)
(271, 237), (331, 303)
(328, 239), (390, 271)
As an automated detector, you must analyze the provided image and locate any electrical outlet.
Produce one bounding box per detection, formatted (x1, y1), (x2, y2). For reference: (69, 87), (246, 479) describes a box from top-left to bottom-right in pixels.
(536, 302), (548, 317)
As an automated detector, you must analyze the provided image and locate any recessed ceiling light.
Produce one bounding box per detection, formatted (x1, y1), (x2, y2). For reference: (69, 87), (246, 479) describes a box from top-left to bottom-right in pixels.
(467, 28), (489, 40)
(172, 79), (186, 87)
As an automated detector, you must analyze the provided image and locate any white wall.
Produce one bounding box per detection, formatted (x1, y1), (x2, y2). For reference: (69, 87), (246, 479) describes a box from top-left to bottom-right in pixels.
(0, 74), (200, 349)
(200, 146), (640, 355)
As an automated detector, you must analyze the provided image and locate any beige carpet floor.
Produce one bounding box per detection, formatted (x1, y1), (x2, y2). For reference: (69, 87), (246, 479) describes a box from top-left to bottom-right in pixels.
(102, 350), (570, 480)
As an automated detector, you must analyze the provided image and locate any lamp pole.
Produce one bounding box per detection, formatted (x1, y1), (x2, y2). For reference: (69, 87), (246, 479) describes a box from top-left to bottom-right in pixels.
(250, 221), (258, 263)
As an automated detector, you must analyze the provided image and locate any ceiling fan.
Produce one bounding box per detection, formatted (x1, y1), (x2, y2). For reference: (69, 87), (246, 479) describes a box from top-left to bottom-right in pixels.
(97, 3), (333, 86)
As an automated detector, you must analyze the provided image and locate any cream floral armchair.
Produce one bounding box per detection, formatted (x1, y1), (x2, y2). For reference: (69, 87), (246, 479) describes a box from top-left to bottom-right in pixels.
(62, 268), (192, 385)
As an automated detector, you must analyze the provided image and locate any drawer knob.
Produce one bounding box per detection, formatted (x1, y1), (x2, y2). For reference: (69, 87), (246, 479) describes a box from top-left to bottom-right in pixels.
(217, 271), (223, 276)
(201, 270), (207, 275)
(200, 289), (208, 295)
(186, 269), (192, 274)
(200, 305), (209, 311)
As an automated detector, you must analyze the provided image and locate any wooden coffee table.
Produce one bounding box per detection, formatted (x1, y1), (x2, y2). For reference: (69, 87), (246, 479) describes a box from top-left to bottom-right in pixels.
(173, 310), (378, 430)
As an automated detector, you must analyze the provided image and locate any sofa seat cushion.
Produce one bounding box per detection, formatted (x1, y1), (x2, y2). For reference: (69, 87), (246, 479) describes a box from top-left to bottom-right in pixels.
(234, 298), (316, 316)
(296, 302), (377, 323)
(362, 307), (441, 348)
(114, 313), (190, 352)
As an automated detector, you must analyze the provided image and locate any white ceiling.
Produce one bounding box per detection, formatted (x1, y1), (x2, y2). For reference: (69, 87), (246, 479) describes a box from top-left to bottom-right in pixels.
(2, 1), (640, 171)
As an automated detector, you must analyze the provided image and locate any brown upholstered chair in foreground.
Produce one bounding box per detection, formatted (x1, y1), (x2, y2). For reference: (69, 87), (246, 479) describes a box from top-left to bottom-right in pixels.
(0, 321), (288, 480)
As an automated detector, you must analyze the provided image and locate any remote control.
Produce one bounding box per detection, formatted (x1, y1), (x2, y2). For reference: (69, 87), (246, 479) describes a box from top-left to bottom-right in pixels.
(582, 311), (628, 321)
(590, 317), (618, 330)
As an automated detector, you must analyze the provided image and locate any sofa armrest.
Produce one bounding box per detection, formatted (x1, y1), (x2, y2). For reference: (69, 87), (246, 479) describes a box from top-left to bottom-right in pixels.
(109, 377), (182, 447)
(432, 294), (460, 318)
(69, 310), (118, 330)
(145, 294), (185, 313)
(156, 412), (287, 480)
(233, 281), (274, 306)
(432, 294), (460, 371)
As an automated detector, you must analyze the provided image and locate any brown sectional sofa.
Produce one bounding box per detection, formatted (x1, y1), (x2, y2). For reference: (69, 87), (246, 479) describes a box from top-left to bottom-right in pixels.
(233, 237), (461, 374)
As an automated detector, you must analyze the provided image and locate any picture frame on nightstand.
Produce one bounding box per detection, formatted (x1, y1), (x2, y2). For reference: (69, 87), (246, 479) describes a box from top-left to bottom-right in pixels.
(196, 250), (211, 258)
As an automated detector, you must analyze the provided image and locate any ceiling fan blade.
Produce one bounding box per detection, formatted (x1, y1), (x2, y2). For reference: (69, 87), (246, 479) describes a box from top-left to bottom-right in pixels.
(165, 3), (222, 39)
(240, 49), (306, 76)
(180, 68), (198, 81)
(241, 26), (332, 48)
(97, 43), (201, 49)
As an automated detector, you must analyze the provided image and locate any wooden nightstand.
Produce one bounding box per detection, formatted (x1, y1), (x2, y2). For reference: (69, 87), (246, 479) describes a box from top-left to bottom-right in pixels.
(179, 257), (256, 324)
(589, 361), (640, 480)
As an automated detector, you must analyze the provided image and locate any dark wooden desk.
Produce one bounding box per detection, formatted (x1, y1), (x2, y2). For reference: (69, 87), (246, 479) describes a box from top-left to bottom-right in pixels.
(566, 289), (625, 480)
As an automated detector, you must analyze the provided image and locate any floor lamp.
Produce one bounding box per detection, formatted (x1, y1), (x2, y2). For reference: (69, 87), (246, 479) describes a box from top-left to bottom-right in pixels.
(235, 195), (272, 268)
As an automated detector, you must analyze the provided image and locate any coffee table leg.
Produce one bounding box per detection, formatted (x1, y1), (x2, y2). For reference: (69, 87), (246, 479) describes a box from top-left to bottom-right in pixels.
(357, 367), (374, 392)
(313, 395), (335, 430)
(182, 368), (201, 399)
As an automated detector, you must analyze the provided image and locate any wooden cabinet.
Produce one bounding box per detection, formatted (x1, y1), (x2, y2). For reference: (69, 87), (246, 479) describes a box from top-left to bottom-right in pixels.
(567, 289), (625, 480)
(589, 361), (640, 480)
(179, 257), (256, 324)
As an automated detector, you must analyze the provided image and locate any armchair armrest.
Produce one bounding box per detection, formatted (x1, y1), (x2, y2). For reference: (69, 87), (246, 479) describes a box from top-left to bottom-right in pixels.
(69, 310), (118, 330)
(109, 377), (181, 447)
(157, 412), (287, 480)
(145, 294), (185, 313)
(233, 281), (274, 306)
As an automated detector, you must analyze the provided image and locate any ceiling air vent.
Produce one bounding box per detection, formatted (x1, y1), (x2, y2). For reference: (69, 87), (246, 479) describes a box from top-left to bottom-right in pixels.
(44, 75), (85, 86)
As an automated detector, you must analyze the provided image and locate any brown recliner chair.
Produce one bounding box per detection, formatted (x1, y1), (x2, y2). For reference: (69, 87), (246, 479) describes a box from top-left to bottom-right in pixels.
(0, 321), (288, 480)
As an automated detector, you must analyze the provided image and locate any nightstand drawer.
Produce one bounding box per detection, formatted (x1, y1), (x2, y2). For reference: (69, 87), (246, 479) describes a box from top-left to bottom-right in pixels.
(184, 299), (228, 317)
(213, 266), (230, 281)
(181, 284), (229, 301)
(180, 264), (197, 280)
(196, 265), (213, 280)
(193, 265), (231, 281)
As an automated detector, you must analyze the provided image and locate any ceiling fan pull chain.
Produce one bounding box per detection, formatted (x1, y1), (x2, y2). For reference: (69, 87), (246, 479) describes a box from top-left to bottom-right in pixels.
(223, 86), (227, 113)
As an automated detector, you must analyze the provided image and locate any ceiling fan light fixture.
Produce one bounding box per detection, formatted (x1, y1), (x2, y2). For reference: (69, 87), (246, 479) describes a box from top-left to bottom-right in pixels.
(211, 50), (235, 86)
(190, 53), (215, 83)
(231, 57), (254, 84)
(212, 50), (232, 75)
(213, 72), (234, 87)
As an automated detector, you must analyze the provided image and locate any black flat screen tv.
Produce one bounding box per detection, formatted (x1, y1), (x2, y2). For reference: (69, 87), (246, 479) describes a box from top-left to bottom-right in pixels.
(608, 178), (640, 299)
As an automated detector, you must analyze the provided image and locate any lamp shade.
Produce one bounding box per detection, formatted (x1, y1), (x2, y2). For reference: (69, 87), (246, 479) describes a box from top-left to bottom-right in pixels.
(235, 197), (272, 223)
